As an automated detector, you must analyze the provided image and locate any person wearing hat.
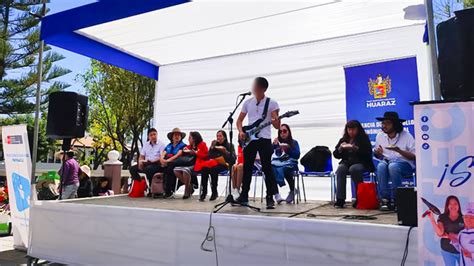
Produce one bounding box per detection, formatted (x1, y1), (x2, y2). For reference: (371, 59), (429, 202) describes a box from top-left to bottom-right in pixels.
(459, 202), (474, 266)
(58, 150), (81, 199)
(160, 128), (187, 197)
(374, 111), (416, 211)
(77, 165), (92, 198)
(129, 128), (166, 186)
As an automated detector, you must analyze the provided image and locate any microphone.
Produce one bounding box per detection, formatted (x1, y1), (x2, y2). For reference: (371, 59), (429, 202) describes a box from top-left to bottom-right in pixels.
(239, 91), (251, 97)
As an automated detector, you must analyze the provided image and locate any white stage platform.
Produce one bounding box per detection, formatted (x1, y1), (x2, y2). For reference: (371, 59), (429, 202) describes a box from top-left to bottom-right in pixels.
(28, 195), (418, 265)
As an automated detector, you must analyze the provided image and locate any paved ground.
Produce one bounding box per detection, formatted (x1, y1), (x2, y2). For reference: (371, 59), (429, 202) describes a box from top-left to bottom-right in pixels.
(0, 237), (28, 265)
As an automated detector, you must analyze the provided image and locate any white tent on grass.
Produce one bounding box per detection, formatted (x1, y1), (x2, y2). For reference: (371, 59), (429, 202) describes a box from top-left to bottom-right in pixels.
(42, 0), (431, 160)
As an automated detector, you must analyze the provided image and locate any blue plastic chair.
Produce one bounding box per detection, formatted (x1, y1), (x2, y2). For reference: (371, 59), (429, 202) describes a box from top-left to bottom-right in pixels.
(372, 169), (416, 200)
(299, 156), (334, 203)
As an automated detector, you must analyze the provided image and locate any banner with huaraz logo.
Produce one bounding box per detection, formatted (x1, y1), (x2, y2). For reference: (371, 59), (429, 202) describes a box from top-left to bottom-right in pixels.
(344, 57), (421, 143)
(1, 125), (32, 249)
(415, 101), (474, 266)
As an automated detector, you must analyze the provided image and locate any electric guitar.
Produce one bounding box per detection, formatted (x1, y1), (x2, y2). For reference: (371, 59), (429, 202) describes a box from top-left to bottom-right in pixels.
(239, 110), (299, 149)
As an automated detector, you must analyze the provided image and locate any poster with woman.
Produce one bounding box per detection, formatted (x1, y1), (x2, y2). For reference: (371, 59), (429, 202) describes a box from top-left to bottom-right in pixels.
(414, 101), (474, 266)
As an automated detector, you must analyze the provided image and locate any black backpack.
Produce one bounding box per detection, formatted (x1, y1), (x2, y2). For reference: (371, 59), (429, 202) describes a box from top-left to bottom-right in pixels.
(300, 146), (332, 172)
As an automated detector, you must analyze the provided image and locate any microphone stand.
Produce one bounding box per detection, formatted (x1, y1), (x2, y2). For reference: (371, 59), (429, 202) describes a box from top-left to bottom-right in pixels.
(214, 94), (260, 213)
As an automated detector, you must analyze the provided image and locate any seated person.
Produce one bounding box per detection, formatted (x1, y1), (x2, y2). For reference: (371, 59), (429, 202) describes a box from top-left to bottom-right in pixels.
(374, 112), (415, 211)
(129, 128), (166, 187)
(200, 130), (236, 201)
(272, 124), (300, 204)
(333, 120), (374, 208)
(231, 145), (244, 200)
(161, 128), (187, 196)
(173, 131), (208, 199)
(77, 165), (92, 198)
(93, 177), (114, 196)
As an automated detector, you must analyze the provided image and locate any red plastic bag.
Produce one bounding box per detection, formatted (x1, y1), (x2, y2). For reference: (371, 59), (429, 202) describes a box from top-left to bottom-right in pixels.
(128, 178), (147, 198)
(356, 183), (379, 210)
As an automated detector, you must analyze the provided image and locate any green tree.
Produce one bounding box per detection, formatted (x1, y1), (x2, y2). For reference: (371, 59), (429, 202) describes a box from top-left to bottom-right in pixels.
(0, 115), (55, 162)
(0, 1), (71, 115)
(79, 60), (155, 169)
(435, 0), (474, 21)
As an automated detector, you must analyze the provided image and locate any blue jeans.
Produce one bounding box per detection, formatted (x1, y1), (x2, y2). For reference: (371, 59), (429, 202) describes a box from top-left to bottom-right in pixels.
(376, 161), (413, 200)
(441, 250), (460, 266)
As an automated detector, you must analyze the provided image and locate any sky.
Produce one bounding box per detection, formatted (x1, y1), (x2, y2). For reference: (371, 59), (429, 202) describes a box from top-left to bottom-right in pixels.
(46, 0), (97, 94)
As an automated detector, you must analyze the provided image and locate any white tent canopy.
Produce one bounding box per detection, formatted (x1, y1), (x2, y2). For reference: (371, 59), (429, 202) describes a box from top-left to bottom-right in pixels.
(77, 0), (425, 66)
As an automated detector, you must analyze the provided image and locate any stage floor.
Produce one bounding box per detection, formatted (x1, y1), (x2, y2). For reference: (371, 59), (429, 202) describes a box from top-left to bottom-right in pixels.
(63, 194), (398, 226)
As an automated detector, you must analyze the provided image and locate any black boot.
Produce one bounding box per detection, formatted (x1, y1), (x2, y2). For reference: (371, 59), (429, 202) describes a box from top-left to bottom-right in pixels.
(200, 185), (207, 201)
(209, 174), (218, 201)
(209, 188), (218, 201)
(334, 199), (345, 208)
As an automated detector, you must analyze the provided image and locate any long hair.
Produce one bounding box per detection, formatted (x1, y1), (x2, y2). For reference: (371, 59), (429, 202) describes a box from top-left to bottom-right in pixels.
(189, 131), (203, 148)
(278, 124), (295, 148)
(444, 195), (463, 217)
(216, 130), (230, 147)
(393, 121), (404, 134)
(342, 120), (369, 143)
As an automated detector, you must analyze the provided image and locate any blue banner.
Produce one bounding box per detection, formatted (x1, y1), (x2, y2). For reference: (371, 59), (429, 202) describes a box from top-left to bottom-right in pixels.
(344, 57), (420, 143)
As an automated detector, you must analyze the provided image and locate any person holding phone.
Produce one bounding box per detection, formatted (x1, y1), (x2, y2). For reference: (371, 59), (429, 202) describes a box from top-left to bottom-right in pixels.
(173, 131), (208, 199)
(272, 124), (300, 204)
(200, 130), (236, 201)
(333, 120), (374, 208)
(373, 112), (415, 211)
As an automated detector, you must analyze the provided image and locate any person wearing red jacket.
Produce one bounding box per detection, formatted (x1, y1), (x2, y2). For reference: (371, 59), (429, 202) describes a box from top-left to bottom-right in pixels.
(173, 131), (209, 199)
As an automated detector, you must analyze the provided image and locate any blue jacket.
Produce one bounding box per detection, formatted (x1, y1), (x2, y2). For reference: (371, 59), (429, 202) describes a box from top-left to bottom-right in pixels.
(273, 140), (300, 160)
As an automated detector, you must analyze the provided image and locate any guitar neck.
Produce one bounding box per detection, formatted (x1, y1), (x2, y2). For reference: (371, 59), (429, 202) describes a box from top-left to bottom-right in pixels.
(255, 115), (285, 132)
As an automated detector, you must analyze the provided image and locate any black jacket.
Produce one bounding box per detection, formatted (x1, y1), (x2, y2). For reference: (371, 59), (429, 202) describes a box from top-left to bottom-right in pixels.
(77, 178), (92, 198)
(333, 137), (375, 171)
(209, 140), (236, 165)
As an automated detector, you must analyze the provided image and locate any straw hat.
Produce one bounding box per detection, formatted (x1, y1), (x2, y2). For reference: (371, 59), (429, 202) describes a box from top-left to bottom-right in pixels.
(54, 150), (75, 160)
(167, 128), (186, 141)
(80, 165), (91, 178)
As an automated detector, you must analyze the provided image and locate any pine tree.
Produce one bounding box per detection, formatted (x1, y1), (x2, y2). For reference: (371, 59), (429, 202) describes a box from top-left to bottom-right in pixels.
(0, 1), (70, 115)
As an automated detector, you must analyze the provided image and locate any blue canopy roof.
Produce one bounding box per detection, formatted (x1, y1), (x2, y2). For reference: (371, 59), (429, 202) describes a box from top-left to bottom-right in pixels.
(41, 0), (189, 80)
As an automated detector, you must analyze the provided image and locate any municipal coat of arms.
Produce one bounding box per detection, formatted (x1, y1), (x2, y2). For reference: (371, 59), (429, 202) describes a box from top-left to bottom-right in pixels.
(368, 74), (391, 99)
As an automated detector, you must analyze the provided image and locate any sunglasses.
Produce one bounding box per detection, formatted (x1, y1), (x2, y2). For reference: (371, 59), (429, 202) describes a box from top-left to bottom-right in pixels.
(279, 129), (288, 133)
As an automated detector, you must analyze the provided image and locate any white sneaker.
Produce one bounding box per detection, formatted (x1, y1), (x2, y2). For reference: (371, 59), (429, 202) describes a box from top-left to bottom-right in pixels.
(275, 193), (284, 204)
(231, 188), (240, 201)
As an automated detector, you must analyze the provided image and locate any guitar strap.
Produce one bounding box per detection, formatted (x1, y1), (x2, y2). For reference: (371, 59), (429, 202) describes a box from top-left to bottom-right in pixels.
(248, 97), (271, 129)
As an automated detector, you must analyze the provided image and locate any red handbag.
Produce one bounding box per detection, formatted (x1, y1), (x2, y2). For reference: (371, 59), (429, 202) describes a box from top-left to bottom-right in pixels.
(128, 178), (147, 198)
(356, 182), (379, 209)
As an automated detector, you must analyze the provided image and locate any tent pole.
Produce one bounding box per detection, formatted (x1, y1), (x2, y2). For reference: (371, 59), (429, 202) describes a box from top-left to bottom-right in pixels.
(31, 1), (47, 187)
(425, 0), (442, 100)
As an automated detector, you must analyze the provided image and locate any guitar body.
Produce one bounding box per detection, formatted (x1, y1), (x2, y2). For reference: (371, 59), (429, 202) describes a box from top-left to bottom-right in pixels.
(239, 126), (259, 149)
(239, 110), (299, 150)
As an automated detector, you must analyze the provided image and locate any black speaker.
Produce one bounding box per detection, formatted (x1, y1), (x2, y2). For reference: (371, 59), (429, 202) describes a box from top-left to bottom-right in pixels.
(396, 187), (418, 227)
(46, 91), (88, 139)
(437, 8), (474, 100)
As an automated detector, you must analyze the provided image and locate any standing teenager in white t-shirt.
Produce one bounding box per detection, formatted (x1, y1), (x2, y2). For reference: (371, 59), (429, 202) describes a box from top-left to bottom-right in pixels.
(236, 77), (280, 209)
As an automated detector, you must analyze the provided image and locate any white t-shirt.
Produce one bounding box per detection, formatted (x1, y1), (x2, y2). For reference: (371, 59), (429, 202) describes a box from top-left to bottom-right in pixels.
(374, 130), (416, 168)
(140, 140), (166, 161)
(241, 96), (279, 140)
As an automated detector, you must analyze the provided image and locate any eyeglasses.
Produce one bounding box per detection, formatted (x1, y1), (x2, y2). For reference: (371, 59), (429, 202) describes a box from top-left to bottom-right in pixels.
(280, 129), (288, 133)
